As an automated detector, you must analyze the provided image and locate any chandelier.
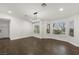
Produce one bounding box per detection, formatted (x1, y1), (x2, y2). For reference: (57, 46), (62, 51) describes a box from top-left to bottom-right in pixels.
(41, 3), (47, 7)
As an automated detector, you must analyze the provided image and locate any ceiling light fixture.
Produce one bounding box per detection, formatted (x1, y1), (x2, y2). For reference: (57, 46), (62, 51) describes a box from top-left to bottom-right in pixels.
(59, 8), (64, 11)
(41, 3), (47, 7)
(33, 12), (38, 20)
(33, 12), (38, 15)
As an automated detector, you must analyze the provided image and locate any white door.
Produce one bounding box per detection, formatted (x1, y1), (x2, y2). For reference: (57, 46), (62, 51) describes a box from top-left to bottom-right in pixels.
(0, 20), (10, 38)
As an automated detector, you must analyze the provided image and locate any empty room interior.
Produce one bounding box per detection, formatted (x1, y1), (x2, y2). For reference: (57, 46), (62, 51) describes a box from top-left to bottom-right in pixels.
(0, 3), (79, 55)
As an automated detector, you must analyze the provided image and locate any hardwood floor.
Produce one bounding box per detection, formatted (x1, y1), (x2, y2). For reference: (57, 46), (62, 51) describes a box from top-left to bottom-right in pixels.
(0, 37), (79, 55)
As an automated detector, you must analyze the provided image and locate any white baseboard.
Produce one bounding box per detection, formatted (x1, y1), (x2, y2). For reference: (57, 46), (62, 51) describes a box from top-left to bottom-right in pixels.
(10, 35), (79, 47)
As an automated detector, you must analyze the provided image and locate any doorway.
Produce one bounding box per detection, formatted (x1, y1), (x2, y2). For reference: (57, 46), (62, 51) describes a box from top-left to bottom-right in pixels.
(0, 18), (10, 39)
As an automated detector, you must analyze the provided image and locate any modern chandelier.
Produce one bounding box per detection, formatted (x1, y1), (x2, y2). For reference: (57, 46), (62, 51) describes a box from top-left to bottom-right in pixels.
(41, 3), (47, 7)
(33, 3), (47, 21)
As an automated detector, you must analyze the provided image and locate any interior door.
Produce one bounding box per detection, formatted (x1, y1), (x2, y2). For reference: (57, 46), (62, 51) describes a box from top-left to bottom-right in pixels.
(0, 19), (10, 39)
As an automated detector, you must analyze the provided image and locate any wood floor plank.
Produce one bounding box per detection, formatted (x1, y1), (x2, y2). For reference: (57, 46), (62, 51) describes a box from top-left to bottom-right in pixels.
(0, 37), (79, 55)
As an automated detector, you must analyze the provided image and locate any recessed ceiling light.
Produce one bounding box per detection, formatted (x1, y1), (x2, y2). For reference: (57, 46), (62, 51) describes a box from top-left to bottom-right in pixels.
(8, 10), (12, 14)
(59, 8), (64, 11)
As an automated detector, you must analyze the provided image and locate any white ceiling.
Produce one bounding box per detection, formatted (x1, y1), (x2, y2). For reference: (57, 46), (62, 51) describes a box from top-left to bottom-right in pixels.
(0, 3), (79, 20)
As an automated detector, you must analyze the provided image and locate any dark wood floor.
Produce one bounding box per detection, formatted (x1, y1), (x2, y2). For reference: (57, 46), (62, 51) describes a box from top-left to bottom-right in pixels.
(0, 37), (79, 55)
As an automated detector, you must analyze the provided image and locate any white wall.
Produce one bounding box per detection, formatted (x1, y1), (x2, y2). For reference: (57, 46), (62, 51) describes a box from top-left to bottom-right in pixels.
(74, 15), (79, 46)
(10, 16), (33, 40)
(40, 18), (75, 46)
(32, 15), (79, 47)
(0, 13), (79, 47)
(0, 13), (33, 40)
